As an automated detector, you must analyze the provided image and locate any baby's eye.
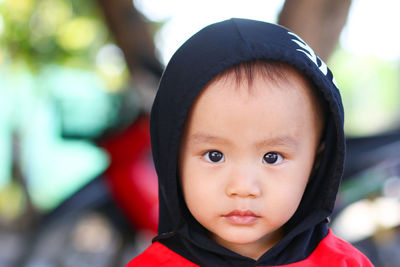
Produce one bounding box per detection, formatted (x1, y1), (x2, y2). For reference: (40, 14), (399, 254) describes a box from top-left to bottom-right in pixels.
(204, 150), (225, 163)
(262, 152), (283, 165)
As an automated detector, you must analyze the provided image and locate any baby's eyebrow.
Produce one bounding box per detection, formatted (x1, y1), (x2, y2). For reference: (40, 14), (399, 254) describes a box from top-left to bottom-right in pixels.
(255, 136), (299, 150)
(189, 133), (230, 145)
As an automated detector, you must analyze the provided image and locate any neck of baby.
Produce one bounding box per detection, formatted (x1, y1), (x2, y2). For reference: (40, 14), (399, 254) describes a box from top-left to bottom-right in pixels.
(211, 228), (284, 260)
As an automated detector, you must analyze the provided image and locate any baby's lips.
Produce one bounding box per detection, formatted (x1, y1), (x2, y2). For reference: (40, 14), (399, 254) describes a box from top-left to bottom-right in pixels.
(222, 210), (260, 225)
(223, 210), (260, 217)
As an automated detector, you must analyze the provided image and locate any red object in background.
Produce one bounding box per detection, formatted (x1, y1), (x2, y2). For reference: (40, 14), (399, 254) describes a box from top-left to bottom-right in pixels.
(100, 115), (158, 234)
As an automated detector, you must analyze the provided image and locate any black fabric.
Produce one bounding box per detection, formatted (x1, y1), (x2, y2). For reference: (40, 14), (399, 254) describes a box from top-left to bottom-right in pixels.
(150, 18), (345, 266)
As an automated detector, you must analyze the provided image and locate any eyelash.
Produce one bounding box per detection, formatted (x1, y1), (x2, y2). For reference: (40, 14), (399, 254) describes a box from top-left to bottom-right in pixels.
(202, 151), (284, 165)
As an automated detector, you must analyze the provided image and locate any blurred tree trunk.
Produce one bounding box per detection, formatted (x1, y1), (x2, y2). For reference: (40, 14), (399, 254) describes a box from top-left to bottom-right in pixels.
(10, 133), (37, 231)
(96, 0), (162, 77)
(97, 0), (163, 114)
(279, 0), (352, 61)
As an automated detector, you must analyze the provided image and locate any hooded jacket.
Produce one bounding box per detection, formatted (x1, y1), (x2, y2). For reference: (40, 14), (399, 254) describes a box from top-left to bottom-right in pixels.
(127, 18), (373, 266)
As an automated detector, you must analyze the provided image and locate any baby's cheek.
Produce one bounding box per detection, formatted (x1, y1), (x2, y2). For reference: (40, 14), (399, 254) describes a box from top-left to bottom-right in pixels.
(267, 190), (303, 223)
(183, 178), (214, 210)
(185, 191), (217, 229)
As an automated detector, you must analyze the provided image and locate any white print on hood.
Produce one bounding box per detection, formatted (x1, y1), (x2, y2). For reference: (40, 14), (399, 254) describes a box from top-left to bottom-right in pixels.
(289, 31), (338, 88)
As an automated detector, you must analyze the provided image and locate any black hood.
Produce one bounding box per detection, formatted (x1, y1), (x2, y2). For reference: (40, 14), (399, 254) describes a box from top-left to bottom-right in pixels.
(150, 18), (345, 266)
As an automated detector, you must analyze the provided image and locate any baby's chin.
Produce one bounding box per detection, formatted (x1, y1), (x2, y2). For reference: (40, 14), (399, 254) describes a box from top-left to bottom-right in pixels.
(209, 228), (284, 260)
(209, 226), (283, 246)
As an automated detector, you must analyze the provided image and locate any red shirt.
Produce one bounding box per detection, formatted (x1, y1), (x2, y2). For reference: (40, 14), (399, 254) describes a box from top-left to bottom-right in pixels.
(127, 230), (373, 266)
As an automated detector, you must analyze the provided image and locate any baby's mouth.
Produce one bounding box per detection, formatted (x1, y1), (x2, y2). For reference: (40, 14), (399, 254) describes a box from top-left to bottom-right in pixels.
(222, 210), (260, 225)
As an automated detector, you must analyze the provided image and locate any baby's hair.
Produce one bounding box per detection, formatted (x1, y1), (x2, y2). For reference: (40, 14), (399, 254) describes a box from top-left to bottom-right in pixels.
(221, 60), (289, 87)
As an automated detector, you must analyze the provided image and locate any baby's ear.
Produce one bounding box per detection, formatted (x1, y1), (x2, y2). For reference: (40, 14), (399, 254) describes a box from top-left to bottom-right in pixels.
(308, 141), (326, 183)
(313, 141), (326, 169)
(317, 141), (325, 154)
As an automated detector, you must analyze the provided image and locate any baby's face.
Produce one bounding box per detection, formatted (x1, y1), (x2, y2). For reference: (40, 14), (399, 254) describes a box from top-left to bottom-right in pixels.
(179, 68), (322, 259)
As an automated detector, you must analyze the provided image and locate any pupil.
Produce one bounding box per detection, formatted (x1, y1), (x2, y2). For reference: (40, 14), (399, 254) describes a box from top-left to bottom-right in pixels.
(209, 151), (222, 162)
(264, 152), (278, 163)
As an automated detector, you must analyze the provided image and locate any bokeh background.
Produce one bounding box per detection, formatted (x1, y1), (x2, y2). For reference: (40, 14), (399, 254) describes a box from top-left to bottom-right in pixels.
(0, 0), (399, 266)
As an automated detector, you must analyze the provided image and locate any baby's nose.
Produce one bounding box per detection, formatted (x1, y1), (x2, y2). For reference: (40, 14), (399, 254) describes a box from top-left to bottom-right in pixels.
(225, 166), (261, 198)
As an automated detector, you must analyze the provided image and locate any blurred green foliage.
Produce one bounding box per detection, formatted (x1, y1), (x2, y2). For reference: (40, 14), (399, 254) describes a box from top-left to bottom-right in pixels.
(0, 180), (25, 223)
(0, 0), (108, 70)
(329, 48), (400, 136)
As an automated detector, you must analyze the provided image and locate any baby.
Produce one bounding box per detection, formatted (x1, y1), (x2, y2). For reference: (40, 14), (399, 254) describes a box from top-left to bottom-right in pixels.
(128, 18), (372, 266)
